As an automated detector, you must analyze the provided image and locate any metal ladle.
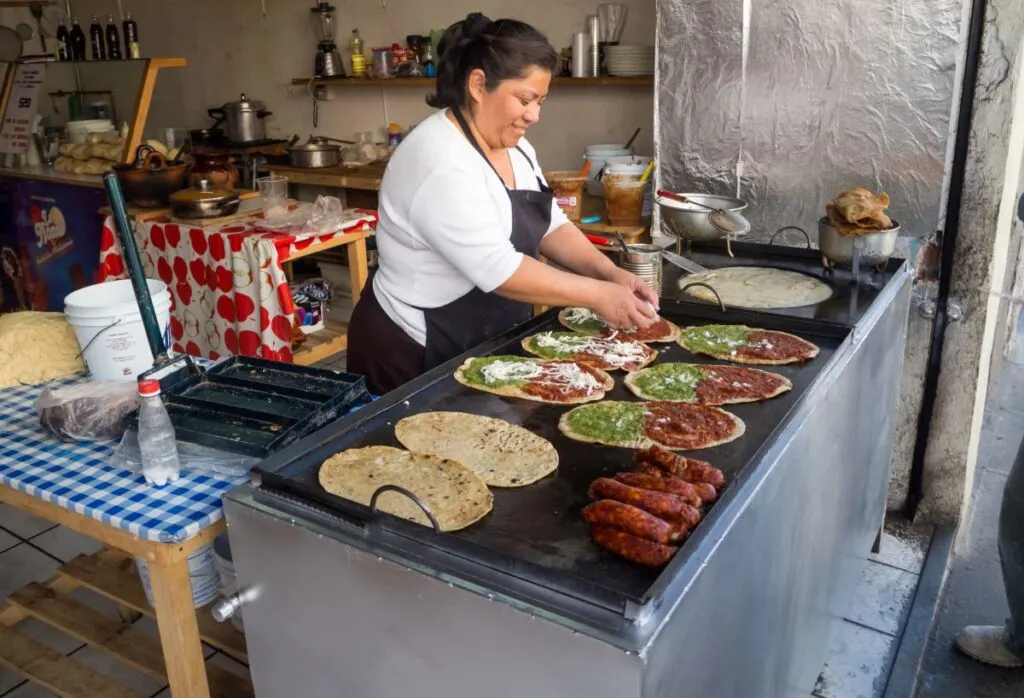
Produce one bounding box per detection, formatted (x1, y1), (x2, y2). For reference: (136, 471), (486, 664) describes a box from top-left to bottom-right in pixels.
(656, 189), (752, 236)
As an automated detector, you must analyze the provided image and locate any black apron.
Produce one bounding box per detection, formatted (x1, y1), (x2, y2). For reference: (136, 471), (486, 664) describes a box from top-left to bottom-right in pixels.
(347, 110), (553, 394)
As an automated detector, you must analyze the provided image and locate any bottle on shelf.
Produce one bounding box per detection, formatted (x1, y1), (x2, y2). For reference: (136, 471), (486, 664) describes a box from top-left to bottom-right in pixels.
(69, 17), (86, 61)
(105, 14), (121, 59)
(136, 379), (181, 487)
(88, 15), (105, 60)
(123, 11), (140, 59)
(349, 29), (366, 77)
(55, 19), (71, 61)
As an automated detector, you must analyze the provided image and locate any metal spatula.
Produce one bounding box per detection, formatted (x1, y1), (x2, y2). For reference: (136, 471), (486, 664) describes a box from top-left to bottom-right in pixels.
(662, 248), (711, 275)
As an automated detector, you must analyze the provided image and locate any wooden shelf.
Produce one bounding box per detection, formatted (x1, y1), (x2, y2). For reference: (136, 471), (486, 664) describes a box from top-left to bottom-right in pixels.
(294, 319), (350, 365)
(291, 75), (653, 88)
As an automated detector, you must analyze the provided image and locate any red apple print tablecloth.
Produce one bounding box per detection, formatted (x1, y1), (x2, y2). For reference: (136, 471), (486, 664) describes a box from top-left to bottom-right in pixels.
(97, 210), (376, 362)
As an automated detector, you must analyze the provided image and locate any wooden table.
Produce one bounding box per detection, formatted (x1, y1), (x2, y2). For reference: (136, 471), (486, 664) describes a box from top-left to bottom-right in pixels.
(0, 484), (251, 698)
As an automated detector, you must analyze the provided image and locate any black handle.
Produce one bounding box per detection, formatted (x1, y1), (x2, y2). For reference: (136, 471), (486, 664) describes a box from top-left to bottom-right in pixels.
(102, 172), (168, 366)
(207, 107), (226, 129)
(679, 281), (727, 312)
(256, 110), (273, 119)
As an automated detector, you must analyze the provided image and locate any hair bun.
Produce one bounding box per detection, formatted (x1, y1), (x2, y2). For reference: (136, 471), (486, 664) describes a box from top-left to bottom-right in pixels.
(463, 13), (492, 39)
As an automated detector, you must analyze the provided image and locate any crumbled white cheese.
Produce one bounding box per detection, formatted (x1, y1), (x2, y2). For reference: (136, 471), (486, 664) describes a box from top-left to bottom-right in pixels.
(481, 360), (542, 384)
(531, 332), (649, 368)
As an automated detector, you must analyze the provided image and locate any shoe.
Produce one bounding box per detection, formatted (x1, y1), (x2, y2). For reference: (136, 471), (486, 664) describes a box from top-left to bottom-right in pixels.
(956, 625), (1024, 668)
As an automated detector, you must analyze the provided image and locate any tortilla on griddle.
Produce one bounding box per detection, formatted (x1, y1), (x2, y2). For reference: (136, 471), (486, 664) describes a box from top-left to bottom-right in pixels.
(453, 355), (614, 404)
(395, 412), (558, 487)
(319, 446), (493, 531)
(680, 267), (833, 309)
(558, 400), (746, 451)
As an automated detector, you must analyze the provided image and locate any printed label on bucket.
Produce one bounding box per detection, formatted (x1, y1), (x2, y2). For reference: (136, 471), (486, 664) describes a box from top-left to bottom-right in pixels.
(556, 196), (578, 207)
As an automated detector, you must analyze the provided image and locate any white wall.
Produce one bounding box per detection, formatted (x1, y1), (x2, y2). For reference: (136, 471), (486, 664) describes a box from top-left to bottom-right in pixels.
(48, 0), (657, 169)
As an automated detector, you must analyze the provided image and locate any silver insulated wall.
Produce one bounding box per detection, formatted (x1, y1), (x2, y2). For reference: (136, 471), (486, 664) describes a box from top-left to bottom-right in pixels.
(656, 0), (966, 240)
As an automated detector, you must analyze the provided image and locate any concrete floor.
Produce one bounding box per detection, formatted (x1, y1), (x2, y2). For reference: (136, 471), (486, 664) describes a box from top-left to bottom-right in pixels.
(912, 358), (1024, 698)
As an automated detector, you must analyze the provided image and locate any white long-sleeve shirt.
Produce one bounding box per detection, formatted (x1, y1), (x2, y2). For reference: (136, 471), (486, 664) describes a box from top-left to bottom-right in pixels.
(372, 110), (568, 346)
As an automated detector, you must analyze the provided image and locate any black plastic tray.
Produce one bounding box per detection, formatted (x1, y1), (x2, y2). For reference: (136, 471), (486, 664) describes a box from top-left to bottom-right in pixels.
(128, 355), (369, 457)
(254, 302), (851, 615)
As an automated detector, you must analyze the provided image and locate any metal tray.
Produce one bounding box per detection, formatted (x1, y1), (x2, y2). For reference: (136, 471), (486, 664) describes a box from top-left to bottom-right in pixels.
(128, 355), (369, 457)
(253, 302), (851, 618)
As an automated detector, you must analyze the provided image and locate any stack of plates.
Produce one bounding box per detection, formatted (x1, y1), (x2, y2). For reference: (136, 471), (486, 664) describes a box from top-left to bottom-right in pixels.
(604, 44), (655, 77)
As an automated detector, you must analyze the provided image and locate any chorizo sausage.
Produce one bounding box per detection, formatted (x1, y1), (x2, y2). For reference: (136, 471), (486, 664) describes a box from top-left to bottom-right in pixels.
(588, 478), (701, 528)
(582, 500), (678, 544)
(614, 472), (702, 508)
(635, 445), (726, 489)
(590, 525), (678, 567)
(630, 463), (718, 504)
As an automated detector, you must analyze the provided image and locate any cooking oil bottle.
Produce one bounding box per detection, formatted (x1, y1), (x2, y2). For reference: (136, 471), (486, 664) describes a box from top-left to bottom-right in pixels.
(349, 29), (367, 77)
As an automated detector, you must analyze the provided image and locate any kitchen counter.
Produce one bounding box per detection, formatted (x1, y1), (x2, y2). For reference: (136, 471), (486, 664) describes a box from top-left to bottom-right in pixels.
(0, 164), (104, 188)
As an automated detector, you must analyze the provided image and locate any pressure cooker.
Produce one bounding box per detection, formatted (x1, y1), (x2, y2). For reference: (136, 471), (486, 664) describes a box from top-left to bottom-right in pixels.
(208, 93), (272, 144)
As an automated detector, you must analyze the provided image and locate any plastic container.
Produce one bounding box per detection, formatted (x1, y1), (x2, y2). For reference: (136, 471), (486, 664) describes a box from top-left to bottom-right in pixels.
(544, 171), (586, 220)
(603, 173), (646, 226)
(135, 543), (220, 609)
(583, 144), (633, 196)
(213, 534), (244, 632)
(63, 279), (171, 381)
(65, 118), (115, 144)
(605, 156), (654, 217)
(137, 379), (180, 486)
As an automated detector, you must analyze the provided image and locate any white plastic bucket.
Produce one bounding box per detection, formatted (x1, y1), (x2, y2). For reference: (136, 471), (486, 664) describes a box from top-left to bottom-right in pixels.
(64, 279), (171, 381)
(584, 144), (633, 196)
(135, 543), (220, 609)
(213, 534), (244, 632)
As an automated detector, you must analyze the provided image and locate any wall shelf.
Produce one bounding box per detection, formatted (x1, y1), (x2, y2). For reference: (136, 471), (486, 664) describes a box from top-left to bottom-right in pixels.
(290, 75), (653, 88)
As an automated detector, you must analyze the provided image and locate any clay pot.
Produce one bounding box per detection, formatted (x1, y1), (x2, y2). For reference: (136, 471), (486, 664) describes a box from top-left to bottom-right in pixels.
(189, 152), (239, 189)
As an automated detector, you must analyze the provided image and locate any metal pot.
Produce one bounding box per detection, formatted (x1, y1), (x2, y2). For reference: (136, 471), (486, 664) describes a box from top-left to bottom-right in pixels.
(208, 93), (272, 144)
(288, 142), (340, 168)
(111, 145), (189, 208)
(169, 179), (241, 220)
(817, 216), (900, 268)
(657, 193), (748, 242)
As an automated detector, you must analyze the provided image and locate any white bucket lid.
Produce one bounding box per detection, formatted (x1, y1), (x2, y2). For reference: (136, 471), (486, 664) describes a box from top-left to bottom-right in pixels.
(605, 155), (652, 166)
(585, 144), (632, 154)
(64, 279), (170, 320)
(66, 119), (115, 132)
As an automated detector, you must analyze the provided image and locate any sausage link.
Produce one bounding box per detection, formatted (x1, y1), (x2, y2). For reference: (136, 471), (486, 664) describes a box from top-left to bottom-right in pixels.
(582, 500), (676, 544)
(635, 445), (726, 489)
(590, 525), (678, 567)
(630, 464), (719, 504)
(588, 478), (701, 527)
(614, 472), (702, 508)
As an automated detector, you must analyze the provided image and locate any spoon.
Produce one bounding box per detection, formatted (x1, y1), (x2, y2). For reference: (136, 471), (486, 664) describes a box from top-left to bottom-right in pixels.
(613, 232), (631, 256)
(656, 189), (752, 236)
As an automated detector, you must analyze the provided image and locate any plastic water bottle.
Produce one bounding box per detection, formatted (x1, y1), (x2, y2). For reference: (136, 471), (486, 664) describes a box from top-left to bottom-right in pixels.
(137, 379), (181, 486)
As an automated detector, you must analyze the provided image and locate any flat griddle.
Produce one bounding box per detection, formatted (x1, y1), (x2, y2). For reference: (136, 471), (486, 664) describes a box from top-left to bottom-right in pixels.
(254, 301), (850, 619)
(665, 239), (903, 324)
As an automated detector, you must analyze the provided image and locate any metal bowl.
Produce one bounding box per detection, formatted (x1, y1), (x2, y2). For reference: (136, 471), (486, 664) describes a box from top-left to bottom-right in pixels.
(657, 193), (748, 242)
(817, 216), (900, 268)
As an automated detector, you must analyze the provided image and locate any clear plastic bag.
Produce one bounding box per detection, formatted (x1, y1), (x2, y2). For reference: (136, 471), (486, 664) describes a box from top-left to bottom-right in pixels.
(110, 429), (257, 479)
(35, 381), (140, 442)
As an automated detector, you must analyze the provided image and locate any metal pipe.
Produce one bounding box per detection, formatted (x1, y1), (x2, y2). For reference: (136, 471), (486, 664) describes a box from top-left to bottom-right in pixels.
(905, 0), (989, 519)
(102, 172), (168, 366)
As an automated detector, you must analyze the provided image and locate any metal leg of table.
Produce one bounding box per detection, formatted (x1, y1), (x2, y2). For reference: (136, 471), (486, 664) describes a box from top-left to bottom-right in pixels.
(147, 557), (211, 698)
(347, 238), (368, 305)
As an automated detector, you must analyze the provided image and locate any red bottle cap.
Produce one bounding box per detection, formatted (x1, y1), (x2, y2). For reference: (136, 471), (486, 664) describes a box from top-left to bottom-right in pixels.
(138, 379), (161, 396)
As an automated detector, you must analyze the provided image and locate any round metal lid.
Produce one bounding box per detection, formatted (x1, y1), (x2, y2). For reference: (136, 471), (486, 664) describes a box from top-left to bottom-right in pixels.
(224, 93), (265, 113)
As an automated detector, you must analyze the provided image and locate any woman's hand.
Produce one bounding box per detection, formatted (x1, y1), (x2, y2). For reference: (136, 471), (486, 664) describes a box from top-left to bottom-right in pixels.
(591, 281), (658, 330)
(605, 266), (661, 311)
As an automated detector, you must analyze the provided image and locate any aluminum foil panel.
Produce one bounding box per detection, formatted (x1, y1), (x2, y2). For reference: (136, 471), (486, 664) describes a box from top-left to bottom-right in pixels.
(656, 0), (965, 240)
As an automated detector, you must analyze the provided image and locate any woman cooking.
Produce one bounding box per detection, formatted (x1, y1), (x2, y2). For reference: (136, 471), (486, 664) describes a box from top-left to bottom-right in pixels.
(348, 13), (659, 395)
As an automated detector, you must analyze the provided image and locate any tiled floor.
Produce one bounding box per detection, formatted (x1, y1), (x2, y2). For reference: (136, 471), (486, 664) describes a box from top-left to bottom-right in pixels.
(0, 505), (247, 697)
(812, 519), (935, 698)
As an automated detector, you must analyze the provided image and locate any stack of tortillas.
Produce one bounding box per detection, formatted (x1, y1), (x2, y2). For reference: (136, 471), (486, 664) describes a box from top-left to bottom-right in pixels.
(0, 312), (84, 387)
(395, 412), (558, 487)
(319, 445), (494, 532)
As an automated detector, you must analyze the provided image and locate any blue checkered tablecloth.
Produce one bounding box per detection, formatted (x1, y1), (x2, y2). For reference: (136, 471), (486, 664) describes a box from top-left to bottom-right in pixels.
(0, 376), (249, 544)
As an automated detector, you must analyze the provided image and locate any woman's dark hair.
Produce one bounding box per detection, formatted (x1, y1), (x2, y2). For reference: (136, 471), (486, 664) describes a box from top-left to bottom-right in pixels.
(427, 14), (558, 110)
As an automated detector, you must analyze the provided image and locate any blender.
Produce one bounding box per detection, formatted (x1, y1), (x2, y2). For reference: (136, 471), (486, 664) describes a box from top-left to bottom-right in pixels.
(311, 2), (344, 78)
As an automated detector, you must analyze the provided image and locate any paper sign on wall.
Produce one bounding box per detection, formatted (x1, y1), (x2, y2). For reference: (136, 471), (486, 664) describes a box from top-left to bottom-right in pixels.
(0, 64), (45, 155)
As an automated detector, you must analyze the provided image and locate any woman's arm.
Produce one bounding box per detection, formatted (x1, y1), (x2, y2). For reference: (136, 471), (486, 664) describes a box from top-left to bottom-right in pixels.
(539, 221), (619, 279)
(494, 256), (656, 329)
(539, 222), (660, 309)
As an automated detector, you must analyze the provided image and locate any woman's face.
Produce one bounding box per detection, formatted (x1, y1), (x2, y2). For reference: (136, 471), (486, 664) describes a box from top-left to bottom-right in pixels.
(468, 66), (550, 149)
